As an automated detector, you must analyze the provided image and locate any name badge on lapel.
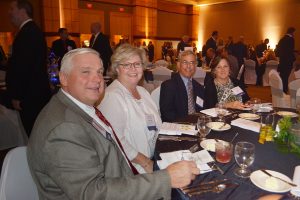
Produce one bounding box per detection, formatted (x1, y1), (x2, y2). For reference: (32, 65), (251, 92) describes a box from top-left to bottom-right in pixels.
(145, 114), (157, 131)
(196, 96), (204, 107)
(91, 120), (112, 141)
(231, 86), (244, 96)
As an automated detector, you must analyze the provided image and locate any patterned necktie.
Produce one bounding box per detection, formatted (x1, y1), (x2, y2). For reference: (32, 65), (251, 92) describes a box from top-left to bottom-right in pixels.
(94, 107), (139, 175)
(187, 79), (196, 114)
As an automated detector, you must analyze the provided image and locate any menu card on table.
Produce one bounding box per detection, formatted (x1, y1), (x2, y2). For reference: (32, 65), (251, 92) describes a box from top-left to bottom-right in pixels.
(231, 118), (261, 133)
(159, 122), (197, 136)
(157, 150), (214, 174)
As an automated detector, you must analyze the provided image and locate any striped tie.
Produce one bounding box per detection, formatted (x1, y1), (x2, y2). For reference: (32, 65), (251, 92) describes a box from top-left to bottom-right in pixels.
(187, 79), (195, 114)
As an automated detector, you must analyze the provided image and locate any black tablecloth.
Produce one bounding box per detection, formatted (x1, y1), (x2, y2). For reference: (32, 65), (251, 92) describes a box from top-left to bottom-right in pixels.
(155, 109), (300, 200)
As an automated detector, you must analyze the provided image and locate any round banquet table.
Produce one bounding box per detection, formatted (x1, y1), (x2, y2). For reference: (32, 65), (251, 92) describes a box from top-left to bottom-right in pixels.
(154, 108), (300, 200)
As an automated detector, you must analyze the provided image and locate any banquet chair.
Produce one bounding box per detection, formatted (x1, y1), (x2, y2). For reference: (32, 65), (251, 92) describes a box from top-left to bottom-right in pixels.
(151, 86), (161, 115)
(152, 61), (172, 88)
(237, 64), (244, 80)
(289, 79), (300, 108)
(243, 59), (257, 85)
(0, 146), (39, 200)
(193, 67), (206, 85)
(263, 60), (279, 86)
(296, 88), (300, 106)
(269, 70), (291, 108)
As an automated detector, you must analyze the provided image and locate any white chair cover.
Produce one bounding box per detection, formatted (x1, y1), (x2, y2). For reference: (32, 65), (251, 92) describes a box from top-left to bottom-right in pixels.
(263, 60), (279, 86)
(193, 67), (206, 85)
(296, 88), (300, 106)
(237, 64), (245, 81)
(289, 79), (300, 108)
(151, 86), (161, 115)
(244, 59), (257, 85)
(152, 66), (172, 88)
(0, 147), (39, 200)
(269, 70), (291, 108)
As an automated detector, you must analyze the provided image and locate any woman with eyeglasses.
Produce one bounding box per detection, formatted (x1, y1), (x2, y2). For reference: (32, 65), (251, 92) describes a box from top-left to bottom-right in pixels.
(98, 44), (161, 173)
(204, 56), (250, 109)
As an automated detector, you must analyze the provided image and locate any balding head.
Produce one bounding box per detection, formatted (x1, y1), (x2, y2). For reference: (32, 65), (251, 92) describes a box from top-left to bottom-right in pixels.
(90, 22), (101, 35)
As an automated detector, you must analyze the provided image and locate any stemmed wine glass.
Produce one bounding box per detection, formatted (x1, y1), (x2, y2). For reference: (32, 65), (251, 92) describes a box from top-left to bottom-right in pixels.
(250, 98), (261, 114)
(234, 141), (255, 178)
(216, 103), (226, 122)
(197, 116), (212, 139)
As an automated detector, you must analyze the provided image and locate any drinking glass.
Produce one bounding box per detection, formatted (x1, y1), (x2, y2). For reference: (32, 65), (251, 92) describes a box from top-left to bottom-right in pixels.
(197, 116), (212, 139)
(250, 98), (261, 114)
(216, 103), (226, 122)
(234, 142), (255, 178)
(215, 141), (233, 163)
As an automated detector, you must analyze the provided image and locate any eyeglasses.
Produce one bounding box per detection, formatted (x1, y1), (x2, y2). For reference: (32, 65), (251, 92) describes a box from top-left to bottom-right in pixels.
(181, 61), (196, 66)
(119, 62), (143, 70)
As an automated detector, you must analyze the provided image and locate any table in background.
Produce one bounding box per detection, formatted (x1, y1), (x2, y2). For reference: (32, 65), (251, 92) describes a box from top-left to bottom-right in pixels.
(155, 108), (300, 200)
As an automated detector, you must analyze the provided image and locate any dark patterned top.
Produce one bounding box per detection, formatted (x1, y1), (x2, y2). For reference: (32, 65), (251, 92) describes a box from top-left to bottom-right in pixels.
(215, 79), (242, 104)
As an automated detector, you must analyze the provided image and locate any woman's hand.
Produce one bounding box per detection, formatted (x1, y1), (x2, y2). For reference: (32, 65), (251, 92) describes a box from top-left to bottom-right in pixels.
(225, 101), (250, 110)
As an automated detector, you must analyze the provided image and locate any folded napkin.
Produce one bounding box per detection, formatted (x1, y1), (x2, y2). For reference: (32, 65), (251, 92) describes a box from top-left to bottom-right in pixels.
(231, 118), (261, 133)
(258, 103), (273, 112)
(159, 122), (197, 136)
(291, 166), (300, 197)
(200, 108), (230, 117)
(157, 150), (214, 174)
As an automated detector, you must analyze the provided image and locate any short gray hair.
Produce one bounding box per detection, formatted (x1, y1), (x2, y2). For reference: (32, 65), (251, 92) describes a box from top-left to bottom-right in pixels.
(178, 50), (195, 61)
(111, 44), (146, 73)
(60, 48), (102, 74)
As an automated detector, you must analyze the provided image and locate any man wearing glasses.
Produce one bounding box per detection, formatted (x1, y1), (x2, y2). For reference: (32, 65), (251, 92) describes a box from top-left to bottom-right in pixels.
(160, 50), (205, 122)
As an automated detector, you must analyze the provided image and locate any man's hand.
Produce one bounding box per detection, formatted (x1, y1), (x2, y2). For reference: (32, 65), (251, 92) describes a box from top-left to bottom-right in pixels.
(12, 99), (22, 110)
(166, 161), (200, 188)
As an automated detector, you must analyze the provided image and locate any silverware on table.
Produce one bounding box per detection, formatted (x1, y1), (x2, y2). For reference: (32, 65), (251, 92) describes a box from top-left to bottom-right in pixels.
(187, 182), (239, 197)
(260, 169), (297, 187)
(208, 162), (224, 175)
(158, 135), (198, 142)
(182, 179), (228, 191)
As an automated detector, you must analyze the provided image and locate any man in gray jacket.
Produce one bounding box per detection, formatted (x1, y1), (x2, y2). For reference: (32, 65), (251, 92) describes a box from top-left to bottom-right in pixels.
(27, 48), (199, 200)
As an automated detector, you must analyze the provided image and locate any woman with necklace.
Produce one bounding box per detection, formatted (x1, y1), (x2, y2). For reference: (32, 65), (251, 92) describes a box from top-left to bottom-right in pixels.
(98, 44), (161, 173)
(204, 56), (250, 109)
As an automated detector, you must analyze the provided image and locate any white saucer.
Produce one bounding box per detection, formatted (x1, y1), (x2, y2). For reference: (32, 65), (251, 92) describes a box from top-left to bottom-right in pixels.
(239, 113), (260, 120)
(200, 139), (226, 152)
(206, 122), (231, 131)
(277, 111), (298, 118)
(250, 170), (292, 193)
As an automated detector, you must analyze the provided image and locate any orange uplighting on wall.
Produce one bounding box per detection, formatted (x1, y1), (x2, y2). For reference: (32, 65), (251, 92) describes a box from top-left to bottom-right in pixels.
(59, 0), (65, 28)
(197, 5), (208, 51)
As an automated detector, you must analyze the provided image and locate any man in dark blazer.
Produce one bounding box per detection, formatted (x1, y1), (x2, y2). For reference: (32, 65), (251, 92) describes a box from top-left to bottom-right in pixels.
(160, 50), (205, 122)
(205, 31), (218, 52)
(90, 22), (113, 76)
(277, 27), (296, 94)
(51, 28), (76, 60)
(27, 48), (199, 199)
(6, 0), (51, 136)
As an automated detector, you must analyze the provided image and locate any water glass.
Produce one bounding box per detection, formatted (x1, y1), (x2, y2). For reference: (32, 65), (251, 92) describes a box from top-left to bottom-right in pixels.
(197, 116), (212, 139)
(250, 98), (261, 114)
(234, 141), (255, 178)
(215, 141), (233, 163)
(216, 103), (226, 122)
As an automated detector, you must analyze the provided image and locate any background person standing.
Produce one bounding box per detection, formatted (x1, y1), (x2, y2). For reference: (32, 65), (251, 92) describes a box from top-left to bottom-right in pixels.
(5, 0), (51, 136)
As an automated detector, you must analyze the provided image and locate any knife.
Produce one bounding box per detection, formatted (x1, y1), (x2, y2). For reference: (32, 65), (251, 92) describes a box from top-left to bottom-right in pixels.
(182, 179), (228, 193)
(187, 182), (239, 196)
(260, 169), (297, 187)
(158, 136), (198, 142)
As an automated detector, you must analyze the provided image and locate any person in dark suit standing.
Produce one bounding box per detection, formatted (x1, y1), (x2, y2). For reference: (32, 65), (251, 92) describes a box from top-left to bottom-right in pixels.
(148, 41), (154, 62)
(90, 22), (113, 76)
(205, 31), (218, 52)
(277, 27), (296, 94)
(160, 50), (205, 122)
(255, 38), (269, 58)
(6, 0), (51, 136)
(51, 28), (76, 60)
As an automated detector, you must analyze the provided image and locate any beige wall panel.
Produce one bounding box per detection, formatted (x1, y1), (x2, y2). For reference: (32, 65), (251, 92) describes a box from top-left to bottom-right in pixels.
(110, 12), (132, 38)
(79, 9), (105, 34)
(157, 11), (189, 38)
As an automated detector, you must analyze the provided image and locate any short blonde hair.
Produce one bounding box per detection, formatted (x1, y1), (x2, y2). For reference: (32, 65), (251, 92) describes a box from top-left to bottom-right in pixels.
(60, 48), (102, 75)
(111, 44), (147, 73)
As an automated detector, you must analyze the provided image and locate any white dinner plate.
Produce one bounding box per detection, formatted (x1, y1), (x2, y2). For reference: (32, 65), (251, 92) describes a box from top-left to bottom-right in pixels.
(276, 111), (298, 118)
(200, 139), (226, 152)
(238, 113), (260, 120)
(250, 170), (293, 193)
(206, 122), (231, 131)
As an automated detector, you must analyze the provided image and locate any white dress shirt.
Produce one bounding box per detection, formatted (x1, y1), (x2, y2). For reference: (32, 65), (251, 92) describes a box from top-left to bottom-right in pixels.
(98, 80), (162, 173)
